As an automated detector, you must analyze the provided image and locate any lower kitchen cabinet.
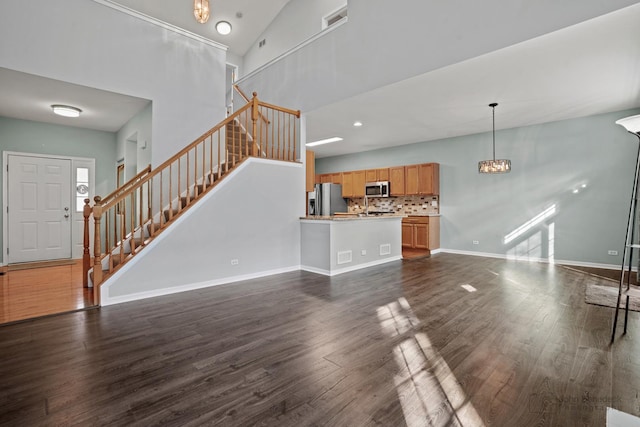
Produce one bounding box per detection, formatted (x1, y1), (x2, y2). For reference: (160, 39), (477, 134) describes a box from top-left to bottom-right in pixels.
(402, 216), (440, 250)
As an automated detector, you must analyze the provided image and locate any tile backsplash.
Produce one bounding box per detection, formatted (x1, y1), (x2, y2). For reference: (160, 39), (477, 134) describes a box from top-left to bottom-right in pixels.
(348, 195), (439, 215)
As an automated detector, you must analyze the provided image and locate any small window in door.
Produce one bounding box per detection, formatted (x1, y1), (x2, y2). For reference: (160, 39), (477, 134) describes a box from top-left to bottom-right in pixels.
(322, 5), (347, 29)
(76, 167), (90, 212)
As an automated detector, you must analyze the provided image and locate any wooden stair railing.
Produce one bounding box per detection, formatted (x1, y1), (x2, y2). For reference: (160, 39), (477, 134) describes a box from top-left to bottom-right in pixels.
(83, 93), (300, 304)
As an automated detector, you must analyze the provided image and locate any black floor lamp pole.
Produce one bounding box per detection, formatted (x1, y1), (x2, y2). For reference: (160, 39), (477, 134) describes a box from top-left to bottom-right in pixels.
(612, 114), (640, 343)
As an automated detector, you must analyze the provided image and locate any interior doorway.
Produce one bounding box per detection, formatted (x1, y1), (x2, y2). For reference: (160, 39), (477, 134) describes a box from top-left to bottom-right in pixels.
(226, 63), (238, 115)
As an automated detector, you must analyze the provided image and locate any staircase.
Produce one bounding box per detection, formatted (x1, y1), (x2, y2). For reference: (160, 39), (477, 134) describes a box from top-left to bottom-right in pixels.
(83, 93), (300, 304)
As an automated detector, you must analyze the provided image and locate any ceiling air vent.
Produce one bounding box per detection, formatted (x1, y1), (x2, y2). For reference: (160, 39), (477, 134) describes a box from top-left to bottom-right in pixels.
(323, 6), (347, 29)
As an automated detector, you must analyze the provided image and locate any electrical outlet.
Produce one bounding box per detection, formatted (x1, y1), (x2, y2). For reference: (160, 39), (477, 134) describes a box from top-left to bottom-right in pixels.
(473, 240), (479, 245)
(608, 250), (618, 256)
(361, 250), (366, 256)
(231, 259), (239, 265)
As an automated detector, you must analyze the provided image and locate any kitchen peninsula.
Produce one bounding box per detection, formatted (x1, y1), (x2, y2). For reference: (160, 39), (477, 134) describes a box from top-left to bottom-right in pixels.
(300, 215), (402, 276)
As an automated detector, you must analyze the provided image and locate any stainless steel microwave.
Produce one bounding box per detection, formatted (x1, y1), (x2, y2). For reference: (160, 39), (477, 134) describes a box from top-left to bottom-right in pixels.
(365, 181), (390, 197)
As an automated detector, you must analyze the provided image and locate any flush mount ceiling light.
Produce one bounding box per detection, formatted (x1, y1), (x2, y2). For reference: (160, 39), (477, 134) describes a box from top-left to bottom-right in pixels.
(478, 103), (511, 174)
(193, 0), (210, 24)
(306, 137), (343, 147)
(353, 121), (363, 127)
(51, 104), (82, 118)
(216, 21), (232, 35)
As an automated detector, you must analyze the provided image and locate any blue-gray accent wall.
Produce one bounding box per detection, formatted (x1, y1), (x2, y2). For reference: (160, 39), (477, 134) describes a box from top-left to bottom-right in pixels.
(316, 108), (640, 266)
(0, 116), (117, 264)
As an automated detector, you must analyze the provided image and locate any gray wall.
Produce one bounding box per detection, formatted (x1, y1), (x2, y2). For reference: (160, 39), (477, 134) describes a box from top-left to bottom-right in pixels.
(0, 0), (227, 168)
(0, 116), (117, 264)
(316, 108), (640, 267)
(116, 102), (152, 180)
(239, 0), (638, 113)
(101, 158), (305, 304)
(242, 0), (346, 76)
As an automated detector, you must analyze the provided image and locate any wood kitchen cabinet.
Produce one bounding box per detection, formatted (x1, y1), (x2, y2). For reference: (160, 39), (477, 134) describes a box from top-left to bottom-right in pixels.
(389, 167), (405, 196)
(377, 168), (390, 181)
(318, 174), (331, 184)
(402, 216), (440, 250)
(342, 170), (366, 197)
(316, 163), (437, 196)
(317, 173), (342, 185)
(305, 150), (315, 192)
(365, 169), (377, 182)
(341, 172), (353, 197)
(367, 168), (390, 182)
(352, 170), (366, 197)
(405, 163), (439, 196)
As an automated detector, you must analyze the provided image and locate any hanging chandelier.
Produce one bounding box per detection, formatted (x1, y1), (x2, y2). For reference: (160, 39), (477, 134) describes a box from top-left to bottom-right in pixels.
(478, 103), (511, 174)
(194, 0), (210, 24)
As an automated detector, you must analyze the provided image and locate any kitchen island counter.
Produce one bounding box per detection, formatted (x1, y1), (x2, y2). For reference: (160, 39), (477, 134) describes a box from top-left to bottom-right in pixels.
(300, 216), (402, 276)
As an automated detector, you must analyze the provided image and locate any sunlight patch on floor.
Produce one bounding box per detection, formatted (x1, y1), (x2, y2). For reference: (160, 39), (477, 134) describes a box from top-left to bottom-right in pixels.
(378, 298), (486, 426)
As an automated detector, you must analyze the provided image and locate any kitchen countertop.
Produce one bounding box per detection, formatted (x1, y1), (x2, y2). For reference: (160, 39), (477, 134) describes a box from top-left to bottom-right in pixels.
(300, 215), (404, 221)
(301, 213), (440, 221)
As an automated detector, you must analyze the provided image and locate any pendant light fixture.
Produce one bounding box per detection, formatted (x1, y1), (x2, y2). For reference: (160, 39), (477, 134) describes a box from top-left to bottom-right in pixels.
(194, 0), (210, 24)
(478, 103), (511, 174)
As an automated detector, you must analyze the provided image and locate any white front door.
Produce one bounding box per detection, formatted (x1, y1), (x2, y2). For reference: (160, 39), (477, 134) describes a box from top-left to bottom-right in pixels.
(7, 155), (72, 263)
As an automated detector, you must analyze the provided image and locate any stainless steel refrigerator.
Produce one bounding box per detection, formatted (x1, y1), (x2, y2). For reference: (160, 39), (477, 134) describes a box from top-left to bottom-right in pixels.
(313, 183), (347, 216)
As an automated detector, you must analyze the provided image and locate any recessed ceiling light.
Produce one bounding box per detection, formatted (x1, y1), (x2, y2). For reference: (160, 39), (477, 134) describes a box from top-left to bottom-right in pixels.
(306, 137), (343, 147)
(216, 21), (232, 35)
(51, 104), (82, 118)
(353, 121), (363, 127)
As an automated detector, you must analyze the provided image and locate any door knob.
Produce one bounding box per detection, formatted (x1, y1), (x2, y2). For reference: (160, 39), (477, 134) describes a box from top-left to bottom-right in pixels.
(64, 214), (69, 218)
(64, 207), (69, 211)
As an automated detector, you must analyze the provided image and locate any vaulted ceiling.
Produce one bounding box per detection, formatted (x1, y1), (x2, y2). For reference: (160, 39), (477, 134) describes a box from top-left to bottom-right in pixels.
(1, 0), (639, 159)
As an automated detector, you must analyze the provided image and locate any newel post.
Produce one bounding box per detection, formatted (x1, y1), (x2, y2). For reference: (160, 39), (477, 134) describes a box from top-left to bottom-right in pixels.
(82, 198), (91, 288)
(92, 196), (103, 303)
(251, 92), (259, 157)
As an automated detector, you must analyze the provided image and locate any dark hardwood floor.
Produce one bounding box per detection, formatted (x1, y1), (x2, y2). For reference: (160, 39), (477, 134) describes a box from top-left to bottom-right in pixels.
(1, 253), (639, 426)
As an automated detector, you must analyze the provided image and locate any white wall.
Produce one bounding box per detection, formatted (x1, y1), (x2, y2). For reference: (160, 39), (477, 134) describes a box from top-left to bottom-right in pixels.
(242, 0), (346, 76)
(101, 158), (305, 305)
(0, 0), (227, 168)
(239, 0), (639, 113)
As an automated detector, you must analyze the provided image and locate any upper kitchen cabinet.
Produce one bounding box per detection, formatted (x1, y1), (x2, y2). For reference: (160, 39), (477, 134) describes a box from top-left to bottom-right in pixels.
(317, 172), (342, 185)
(365, 169), (377, 182)
(377, 168), (390, 181)
(367, 168), (390, 182)
(341, 172), (353, 197)
(342, 170), (366, 198)
(353, 170), (366, 197)
(306, 150), (315, 192)
(390, 167), (405, 196)
(405, 163), (440, 195)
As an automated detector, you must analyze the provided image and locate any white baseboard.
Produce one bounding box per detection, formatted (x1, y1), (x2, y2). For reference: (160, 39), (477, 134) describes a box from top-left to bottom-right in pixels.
(101, 265), (300, 306)
(301, 255), (402, 277)
(438, 248), (631, 271)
